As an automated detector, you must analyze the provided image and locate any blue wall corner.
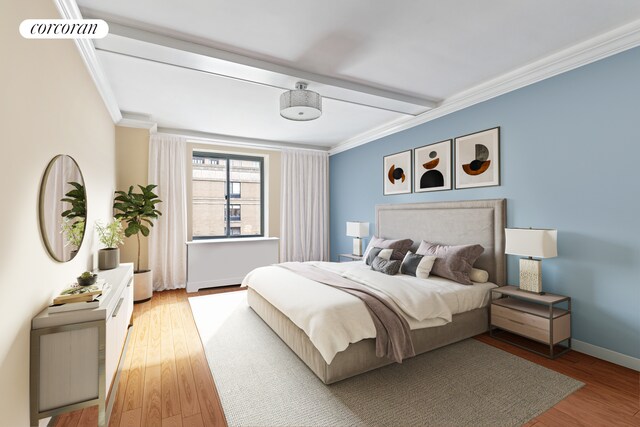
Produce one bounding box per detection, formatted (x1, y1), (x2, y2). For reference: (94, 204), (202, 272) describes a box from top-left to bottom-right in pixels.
(329, 47), (640, 359)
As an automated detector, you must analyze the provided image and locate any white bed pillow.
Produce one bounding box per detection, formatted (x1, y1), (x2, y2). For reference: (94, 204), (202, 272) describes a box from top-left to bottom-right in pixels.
(469, 268), (489, 283)
(364, 247), (393, 265)
(400, 251), (437, 279)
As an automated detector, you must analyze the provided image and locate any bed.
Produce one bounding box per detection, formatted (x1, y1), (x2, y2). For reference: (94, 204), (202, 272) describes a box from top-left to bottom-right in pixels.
(244, 199), (506, 384)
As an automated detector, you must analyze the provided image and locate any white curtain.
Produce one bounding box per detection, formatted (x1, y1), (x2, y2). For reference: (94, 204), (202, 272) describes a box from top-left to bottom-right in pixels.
(148, 134), (188, 290)
(280, 149), (329, 262)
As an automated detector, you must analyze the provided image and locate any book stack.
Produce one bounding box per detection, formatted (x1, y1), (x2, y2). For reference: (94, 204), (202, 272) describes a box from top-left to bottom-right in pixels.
(48, 280), (111, 314)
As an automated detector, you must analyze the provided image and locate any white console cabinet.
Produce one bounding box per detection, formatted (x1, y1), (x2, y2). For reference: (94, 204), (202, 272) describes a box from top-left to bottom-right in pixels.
(30, 263), (134, 427)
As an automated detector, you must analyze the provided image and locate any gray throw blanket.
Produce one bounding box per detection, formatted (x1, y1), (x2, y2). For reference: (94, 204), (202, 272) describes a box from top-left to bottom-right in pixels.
(277, 263), (415, 363)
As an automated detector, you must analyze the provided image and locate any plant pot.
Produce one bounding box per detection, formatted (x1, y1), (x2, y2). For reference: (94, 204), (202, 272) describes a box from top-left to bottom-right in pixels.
(98, 248), (120, 270)
(134, 270), (153, 303)
(77, 274), (97, 286)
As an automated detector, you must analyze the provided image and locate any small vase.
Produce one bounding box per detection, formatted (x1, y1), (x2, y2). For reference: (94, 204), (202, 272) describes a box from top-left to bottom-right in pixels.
(98, 248), (120, 270)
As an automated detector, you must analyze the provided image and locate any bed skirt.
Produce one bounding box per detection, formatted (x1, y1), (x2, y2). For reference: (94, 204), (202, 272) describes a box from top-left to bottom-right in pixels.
(247, 287), (489, 384)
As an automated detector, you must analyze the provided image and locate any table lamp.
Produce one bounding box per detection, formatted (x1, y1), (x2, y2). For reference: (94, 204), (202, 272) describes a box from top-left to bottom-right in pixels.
(505, 228), (557, 294)
(346, 221), (370, 256)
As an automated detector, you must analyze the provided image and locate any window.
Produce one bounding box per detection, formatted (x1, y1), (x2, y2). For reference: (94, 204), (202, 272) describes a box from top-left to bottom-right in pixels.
(192, 152), (263, 238)
(225, 204), (241, 221)
(228, 182), (241, 198)
(223, 226), (241, 236)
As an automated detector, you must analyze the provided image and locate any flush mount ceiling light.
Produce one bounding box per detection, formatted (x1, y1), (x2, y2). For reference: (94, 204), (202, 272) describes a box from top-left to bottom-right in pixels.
(280, 82), (322, 121)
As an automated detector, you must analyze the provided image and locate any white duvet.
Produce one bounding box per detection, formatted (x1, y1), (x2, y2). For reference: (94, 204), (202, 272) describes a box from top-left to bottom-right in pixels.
(242, 261), (496, 364)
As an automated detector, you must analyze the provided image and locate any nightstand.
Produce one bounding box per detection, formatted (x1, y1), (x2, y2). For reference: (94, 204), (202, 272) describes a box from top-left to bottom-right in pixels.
(490, 286), (571, 359)
(338, 254), (363, 262)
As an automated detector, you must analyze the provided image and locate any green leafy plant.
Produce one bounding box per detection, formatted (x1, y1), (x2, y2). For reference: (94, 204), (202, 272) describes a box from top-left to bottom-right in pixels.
(60, 218), (85, 250)
(60, 181), (86, 220)
(95, 219), (125, 249)
(77, 271), (97, 286)
(113, 185), (162, 273)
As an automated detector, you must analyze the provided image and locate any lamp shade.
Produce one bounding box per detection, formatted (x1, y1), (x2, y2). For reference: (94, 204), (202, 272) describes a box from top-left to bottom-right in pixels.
(280, 82), (322, 121)
(505, 228), (557, 258)
(346, 222), (369, 238)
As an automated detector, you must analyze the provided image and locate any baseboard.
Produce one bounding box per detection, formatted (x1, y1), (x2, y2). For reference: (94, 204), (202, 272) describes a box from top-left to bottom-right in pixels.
(572, 339), (640, 371)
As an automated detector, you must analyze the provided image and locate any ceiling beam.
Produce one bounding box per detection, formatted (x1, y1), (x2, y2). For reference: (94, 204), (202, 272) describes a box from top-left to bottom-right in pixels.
(91, 19), (438, 115)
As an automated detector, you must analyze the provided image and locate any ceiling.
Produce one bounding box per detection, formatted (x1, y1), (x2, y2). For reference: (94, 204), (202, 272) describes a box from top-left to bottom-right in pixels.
(76, 0), (640, 150)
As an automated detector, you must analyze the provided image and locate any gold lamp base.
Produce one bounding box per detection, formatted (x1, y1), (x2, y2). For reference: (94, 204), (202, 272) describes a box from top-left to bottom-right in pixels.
(519, 258), (544, 294)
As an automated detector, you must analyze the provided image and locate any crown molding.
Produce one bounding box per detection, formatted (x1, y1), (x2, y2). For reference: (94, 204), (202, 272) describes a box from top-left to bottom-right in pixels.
(329, 18), (640, 155)
(157, 127), (329, 152)
(53, 0), (122, 123)
(117, 112), (158, 131)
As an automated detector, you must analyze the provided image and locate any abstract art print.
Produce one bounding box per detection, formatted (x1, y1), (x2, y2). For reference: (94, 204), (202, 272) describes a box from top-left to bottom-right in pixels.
(455, 127), (500, 189)
(414, 140), (452, 193)
(383, 150), (412, 195)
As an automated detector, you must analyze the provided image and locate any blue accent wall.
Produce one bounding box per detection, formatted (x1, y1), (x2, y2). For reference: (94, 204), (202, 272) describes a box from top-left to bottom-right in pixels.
(330, 47), (640, 358)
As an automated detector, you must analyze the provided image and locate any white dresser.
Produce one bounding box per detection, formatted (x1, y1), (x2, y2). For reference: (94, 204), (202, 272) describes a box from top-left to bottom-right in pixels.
(30, 263), (135, 427)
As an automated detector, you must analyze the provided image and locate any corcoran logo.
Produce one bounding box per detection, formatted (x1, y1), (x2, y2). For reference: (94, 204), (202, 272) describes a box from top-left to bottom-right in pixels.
(19, 19), (109, 39)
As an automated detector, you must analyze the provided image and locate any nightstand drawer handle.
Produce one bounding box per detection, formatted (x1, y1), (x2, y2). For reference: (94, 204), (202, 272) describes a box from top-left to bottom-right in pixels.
(509, 319), (525, 326)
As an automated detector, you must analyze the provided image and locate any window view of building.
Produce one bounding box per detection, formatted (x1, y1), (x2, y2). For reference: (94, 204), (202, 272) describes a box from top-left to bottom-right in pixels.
(192, 153), (263, 238)
(229, 182), (241, 198)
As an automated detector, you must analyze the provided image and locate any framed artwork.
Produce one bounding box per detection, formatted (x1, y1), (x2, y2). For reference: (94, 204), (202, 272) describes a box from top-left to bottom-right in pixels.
(454, 127), (500, 189)
(383, 150), (412, 195)
(414, 139), (452, 193)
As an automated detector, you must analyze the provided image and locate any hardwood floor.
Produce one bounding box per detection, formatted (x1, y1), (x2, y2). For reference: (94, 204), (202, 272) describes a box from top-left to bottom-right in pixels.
(55, 288), (639, 427)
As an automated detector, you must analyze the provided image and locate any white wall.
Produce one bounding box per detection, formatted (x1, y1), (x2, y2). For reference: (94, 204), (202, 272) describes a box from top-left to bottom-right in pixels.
(0, 1), (116, 425)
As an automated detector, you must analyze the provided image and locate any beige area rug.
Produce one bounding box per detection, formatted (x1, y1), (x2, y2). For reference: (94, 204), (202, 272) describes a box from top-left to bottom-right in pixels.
(189, 291), (582, 427)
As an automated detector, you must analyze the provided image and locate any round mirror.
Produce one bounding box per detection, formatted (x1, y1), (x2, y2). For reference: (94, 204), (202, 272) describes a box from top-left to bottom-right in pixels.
(39, 155), (87, 262)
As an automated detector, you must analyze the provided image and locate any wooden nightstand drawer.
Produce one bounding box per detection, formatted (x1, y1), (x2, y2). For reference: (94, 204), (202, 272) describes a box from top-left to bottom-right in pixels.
(492, 303), (549, 331)
(551, 314), (571, 344)
(491, 306), (549, 343)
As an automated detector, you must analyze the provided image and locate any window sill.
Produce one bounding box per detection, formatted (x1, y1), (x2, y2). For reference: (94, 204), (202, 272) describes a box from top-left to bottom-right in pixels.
(186, 237), (279, 245)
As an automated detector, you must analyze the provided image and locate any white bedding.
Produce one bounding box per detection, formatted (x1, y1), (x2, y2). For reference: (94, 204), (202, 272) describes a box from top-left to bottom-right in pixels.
(242, 261), (496, 364)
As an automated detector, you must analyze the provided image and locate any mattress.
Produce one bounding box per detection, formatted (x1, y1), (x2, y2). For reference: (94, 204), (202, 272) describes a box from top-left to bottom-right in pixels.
(243, 261), (496, 364)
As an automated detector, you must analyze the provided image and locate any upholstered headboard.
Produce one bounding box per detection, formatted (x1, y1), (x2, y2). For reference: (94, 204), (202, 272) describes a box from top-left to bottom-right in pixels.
(375, 199), (506, 286)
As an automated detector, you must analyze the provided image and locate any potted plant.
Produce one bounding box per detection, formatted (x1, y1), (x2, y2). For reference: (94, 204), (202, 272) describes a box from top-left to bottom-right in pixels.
(96, 219), (125, 270)
(61, 217), (85, 258)
(61, 181), (86, 220)
(77, 271), (98, 286)
(59, 181), (87, 259)
(113, 184), (162, 302)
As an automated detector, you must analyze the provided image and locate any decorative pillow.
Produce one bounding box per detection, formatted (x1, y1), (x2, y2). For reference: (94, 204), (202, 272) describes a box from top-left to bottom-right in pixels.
(371, 256), (401, 275)
(400, 252), (437, 279)
(469, 268), (489, 283)
(363, 236), (413, 261)
(365, 247), (393, 266)
(416, 241), (484, 286)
